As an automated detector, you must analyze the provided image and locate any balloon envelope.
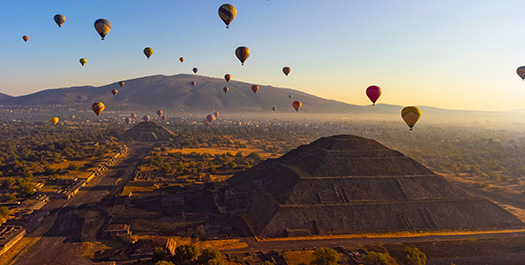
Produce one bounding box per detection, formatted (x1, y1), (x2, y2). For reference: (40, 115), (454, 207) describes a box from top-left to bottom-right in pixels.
(235, 46), (250, 65)
(401, 106), (422, 130)
(179, 57), (184, 63)
(54, 14), (65, 28)
(366, 85), (382, 105)
(223, 87), (229, 93)
(251, 85), (259, 94)
(111, 89), (118, 96)
(292, 100), (302, 111)
(157, 110), (163, 117)
(79, 58), (87, 66)
(193, 67), (198, 74)
(224, 74), (231, 82)
(119, 81), (125, 87)
(191, 81), (197, 87)
(214, 112), (219, 117)
(131, 113), (137, 118)
(144, 47), (153, 59)
(50, 117), (59, 125)
(218, 4), (237, 28)
(92, 102), (105, 116)
(161, 115), (167, 121)
(125, 117), (132, 124)
(517, 66), (525, 80)
(22, 35), (29, 42)
(282, 67), (291, 76)
(143, 115), (150, 122)
(94, 18), (111, 40)
(207, 114), (216, 123)
(272, 107), (276, 111)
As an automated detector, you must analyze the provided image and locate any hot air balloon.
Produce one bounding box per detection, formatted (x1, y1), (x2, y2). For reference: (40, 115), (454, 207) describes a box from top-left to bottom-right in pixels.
(193, 67), (198, 74)
(179, 57), (184, 63)
(131, 113), (137, 118)
(366, 85), (382, 106)
(125, 117), (132, 124)
(214, 111), (219, 117)
(251, 85), (259, 94)
(401, 106), (421, 130)
(94, 18), (111, 40)
(71, 115), (75, 120)
(92, 102), (105, 116)
(292, 100), (302, 111)
(218, 4), (237, 29)
(191, 81), (197, 87)
(207, 114), (216, 123)
(223, 87), (229, 93)
(282, 67), (291, 76)
(517, 66), (525, 80)
(235, 46), (250, 65)
(50, 117), (59, 125)
(161, 115), (167, 121)
(204, 120), (210, 125)
(272, 107), (276, 111)
(79, 58), (87, 67)
(22, 35), (29, 42)
(119, 81), (125, 87)
(224, 74), (231, 82)
(144, 47), (153, 59)
(111, 89), (118, 96)
(289, 95), (293, 99)
(54, 14), (66, 28)
(143, 115), (150, 122)
(157, 110), (163, 117)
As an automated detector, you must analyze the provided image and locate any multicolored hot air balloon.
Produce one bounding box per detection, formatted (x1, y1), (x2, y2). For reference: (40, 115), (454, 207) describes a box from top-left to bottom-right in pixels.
(79, 58), (87, 67)
(125, 117), (132, 124)
(223, 87), (229, 93)
(143, 115), (150, 122)
(218, 4), (237, 29)
(191, 81), (197, 87)
(235, 46), (250, 65)
(131, 113), (137, 118)
(94, 18), (111, 40)
(282, 67), (291, 76)
(193, 67), (198, 74)
(119, 81), (125, 87)
(207, 114), (216, 123)
(161, 115), (167, 121)
(251, 85), (259, 94)
(50, 117), (59, 125)
(272, 106), (276, 111)
(517, 66), (525, 80)
(366, 85), (382, 106)
(144, 47), (153, 59)
(292, 100), (302, 111)
(214, 111), (219, 117)
(92, 102), (105, 116)
(401, 106), (421, 130)
(111, 89), (118, 96)
(157, 110), (163, 117)
(179, 57), (184, 63)
(22, 35), (29, 42)
(224, 74), (231, 82)
(54, 14), (66, 28)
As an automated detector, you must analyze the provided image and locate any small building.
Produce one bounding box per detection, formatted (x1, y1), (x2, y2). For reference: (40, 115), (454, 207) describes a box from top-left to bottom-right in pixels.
(0, 225), (26, 256)
(103, 224), (131, 237)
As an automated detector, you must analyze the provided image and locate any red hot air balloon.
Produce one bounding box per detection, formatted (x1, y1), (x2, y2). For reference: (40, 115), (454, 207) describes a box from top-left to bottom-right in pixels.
(214, 111), (219, 117)
(224, 74), (231, 82)
(22, 35), (29, 42)
(157, 110), (163, 117)
(366, 85), (382, 106)
(223, 87), (229, 93)
(92, 102), (105, 116)
(292, 100), (302, 111)
(191, 81), (197, 87)
(251, 85), (259, 94)
(143, 115), (150, 122)
(206, 114), (216, 123)
(161, 115), (167, 121)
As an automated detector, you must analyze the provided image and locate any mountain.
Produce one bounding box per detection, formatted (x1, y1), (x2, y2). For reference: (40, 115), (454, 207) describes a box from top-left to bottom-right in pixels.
(0, 92), (13, 100)
(0, 74), (363, 113)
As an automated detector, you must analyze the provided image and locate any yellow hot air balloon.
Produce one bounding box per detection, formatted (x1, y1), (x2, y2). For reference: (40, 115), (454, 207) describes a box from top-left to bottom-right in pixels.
(79, 58), (87, 67)
(179, 57), (184, 63)
(218, 4), (237, 29)
(235, 46), (250, 65)
(92, 102), (105, 116)
(401, 106), (421, 130)
(54, 14), (66, 28)
(144, 47), (153, 59)
(94, 18), (111, 40)
(50, 117), (59, 125)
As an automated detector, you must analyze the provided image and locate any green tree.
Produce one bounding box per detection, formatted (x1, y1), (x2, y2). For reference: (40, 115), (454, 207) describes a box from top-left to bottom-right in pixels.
(68, 163), (80, 171)
(17, 181), (36, 197)
(403, 247), (426, 265)
(2, 177), (15, 189)
(152, 247), (168, 262)
(0, 206), (9, 218)
(311, 247), (340, 265)
(174, 244), (199, 262)
(198, 248), (223, 264)
(362, 251), (392, 265)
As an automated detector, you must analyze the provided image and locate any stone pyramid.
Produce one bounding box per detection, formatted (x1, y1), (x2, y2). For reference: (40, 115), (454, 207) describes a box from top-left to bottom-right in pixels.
(119, 122), (177, 142)
(228, 135), (523, 238)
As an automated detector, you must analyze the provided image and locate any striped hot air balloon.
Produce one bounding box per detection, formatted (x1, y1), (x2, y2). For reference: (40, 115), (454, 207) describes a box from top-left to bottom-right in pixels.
(292, 100), (302, 111)
(218, 4), (237, 29)
(235, 46), (250, 65)
(91, 102), (105, 116)
(94, 18), (111, 40)
(251, 85), (259, 94)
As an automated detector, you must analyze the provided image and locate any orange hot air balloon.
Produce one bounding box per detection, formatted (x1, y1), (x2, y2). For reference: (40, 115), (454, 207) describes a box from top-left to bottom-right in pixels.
(251, 85), (259, 94)
(125, 117), (132, 124)
(119, 81), (125, 87)
(131, 113), (137, 118)
(179, 57), (184, 63)
(223, 87), (229, 93)
(50, 117), (59, 125)
(144, 47), (153, 59)
(111, 89), (118, 96)
(207, 114), (216, 123)
(157, 110), (163, 117)
(235, 46), (250, 65)
(161, 115), (167, 121)
(92, 102), (105, 116)
(22, 35), (29, 42)
(282, 67), (291, 76)
(292, 100), (302, 111)
(214, 111), (219, 117)
(366, 85), (382, 106)
(191, 81), (197, 87)
(224, 74), (231, 82)
(143, 115), (150, 122)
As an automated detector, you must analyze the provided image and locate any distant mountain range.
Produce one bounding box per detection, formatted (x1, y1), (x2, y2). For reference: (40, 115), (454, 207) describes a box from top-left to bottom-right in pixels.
(0, 92), (12, 100)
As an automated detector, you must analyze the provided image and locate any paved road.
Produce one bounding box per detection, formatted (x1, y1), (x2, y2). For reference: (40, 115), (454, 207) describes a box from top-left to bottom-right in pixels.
(11, 144), (152, 265)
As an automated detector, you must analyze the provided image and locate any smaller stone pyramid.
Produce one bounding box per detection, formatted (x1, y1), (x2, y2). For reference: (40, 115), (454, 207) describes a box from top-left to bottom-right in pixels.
(119, 122), (177, 142)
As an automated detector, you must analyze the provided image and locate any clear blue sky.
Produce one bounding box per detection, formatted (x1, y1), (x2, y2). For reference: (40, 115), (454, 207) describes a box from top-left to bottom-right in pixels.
(2, 0), (525, 111)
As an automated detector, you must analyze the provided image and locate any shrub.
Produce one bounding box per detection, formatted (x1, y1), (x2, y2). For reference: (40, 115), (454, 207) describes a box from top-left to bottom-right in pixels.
(311, 247), (340, 265)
